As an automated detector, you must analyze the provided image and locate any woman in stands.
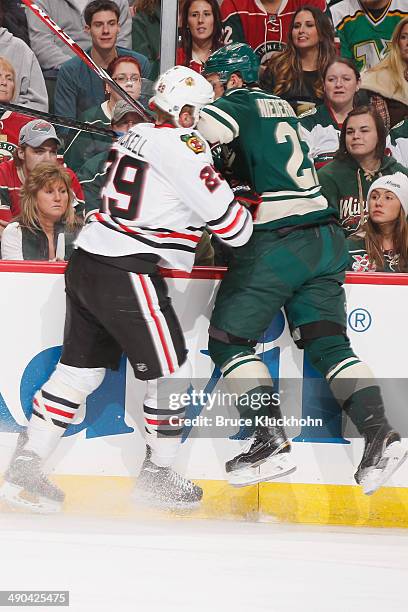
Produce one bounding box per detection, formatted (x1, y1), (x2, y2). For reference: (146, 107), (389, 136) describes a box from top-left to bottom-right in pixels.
(177, 0), (224, 73)
(1, 163), (82, 261)
(348, 172), (408, 272)
(360, 17), (408, 130)
(318, 106), (408, 237)
(300, 58), (361, 169)
(261, 6), (336, 115)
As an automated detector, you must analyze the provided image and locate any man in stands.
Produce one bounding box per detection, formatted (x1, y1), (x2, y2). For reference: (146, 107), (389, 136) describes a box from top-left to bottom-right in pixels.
(0, 66), (252, 513)
(54, 0), (150, 120)
(0, 119), (84, 235)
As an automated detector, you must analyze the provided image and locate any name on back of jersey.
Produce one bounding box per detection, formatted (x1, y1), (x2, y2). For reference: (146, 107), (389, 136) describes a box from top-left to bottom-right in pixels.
(118, 130), (148, 159)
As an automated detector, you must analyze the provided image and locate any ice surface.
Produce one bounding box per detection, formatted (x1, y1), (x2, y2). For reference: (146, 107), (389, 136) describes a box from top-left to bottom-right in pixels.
(0, 514), (407, 612)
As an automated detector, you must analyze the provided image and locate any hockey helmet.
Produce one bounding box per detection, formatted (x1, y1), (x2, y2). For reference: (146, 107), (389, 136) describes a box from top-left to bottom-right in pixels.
(151, 66), (214, 128)
(203, 43), (260, 85)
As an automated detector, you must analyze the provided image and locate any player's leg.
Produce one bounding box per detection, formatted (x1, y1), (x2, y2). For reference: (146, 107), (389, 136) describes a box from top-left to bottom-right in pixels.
(0, 251), (112, 511)
(208, 233), (303, 486)
(108, 271), (202, 508)
(287, 224), (407, 494)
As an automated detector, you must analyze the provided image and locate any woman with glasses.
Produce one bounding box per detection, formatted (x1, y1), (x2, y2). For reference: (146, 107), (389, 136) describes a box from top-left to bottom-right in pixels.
(64, 56), (144, 173)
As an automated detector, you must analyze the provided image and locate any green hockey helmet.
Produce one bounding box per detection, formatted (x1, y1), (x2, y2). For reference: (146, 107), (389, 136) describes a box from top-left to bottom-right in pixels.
(203, 43), (260, 85)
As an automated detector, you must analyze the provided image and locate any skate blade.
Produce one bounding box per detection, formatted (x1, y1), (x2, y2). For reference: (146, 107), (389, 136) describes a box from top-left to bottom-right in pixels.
(361, 442), (408, 496)
(0, 481), (62, 514)
(228, 455), (297, 488)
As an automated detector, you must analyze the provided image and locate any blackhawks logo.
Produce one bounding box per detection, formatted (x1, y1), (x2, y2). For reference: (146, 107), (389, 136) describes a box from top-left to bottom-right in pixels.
(180, 133), (205, 154)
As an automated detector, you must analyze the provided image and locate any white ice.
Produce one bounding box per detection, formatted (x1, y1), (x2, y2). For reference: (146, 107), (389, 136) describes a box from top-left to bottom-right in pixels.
(0, 514), (407, 612)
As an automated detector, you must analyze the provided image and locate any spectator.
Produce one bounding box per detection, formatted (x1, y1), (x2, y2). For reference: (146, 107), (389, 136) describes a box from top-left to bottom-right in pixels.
(0, 120), (85, 233)
(0, 24), (48, 111)
(0, 0), (29, 45)
(299, 58), (361, 168)
(176, 0), (224, 73)
(360, 16), (408, 130)
(318, 105), (408, 236)
(54, 0), (150, 120)
(1, 163), (82, 260)
(26, 0), (132, 72)
(131, 0), (161, 80)
(220, 0), (327, 65)
(0, 57), (34, 163)
(261, 6), (336, 114)
(329, 0), (408, 72)
(64, 55), (143, 172)
(348, 172), (408, 272)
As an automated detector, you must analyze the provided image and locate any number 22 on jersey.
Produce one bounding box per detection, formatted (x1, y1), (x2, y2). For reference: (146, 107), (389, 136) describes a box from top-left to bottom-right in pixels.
(101, 148), (148, 221)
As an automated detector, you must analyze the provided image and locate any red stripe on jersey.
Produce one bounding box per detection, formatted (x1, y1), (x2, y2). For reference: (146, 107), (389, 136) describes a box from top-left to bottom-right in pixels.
(45, 405), (74, 419)
(154, 231), (200, 243)
(213, 205), (244, 235)
(96, 213), (200, 244)
(139, 274), (176, 374)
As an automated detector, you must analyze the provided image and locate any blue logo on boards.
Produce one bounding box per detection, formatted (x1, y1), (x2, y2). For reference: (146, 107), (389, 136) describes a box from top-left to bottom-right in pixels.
(348, 308), (372, 332)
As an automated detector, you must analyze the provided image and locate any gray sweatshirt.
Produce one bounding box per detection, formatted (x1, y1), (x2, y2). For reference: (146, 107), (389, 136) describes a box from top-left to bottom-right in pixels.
(0, 27), (48, 111)
(26, 0), (132, 70)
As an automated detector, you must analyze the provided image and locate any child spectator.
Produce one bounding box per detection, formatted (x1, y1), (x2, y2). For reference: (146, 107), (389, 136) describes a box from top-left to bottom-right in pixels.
(0, 57), (34, 163)
(360, 17), (408, 130)
(177, 0), (224, 73)
(299, 58), (361, 168)
(0, 24), (48, 111)
(0, 120), (84, 234)
(329, 0), (408, 72)
(348, 172), (408, 272)
(1, 163), (82, 260)
(54, 0), (150, 120)
(220, 0), (327, 65)
(261, 6), (336, 114)
(318, 105), (408, 236)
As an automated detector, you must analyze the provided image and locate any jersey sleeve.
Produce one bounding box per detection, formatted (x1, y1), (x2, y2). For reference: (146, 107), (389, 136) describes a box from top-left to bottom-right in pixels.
(198, 97), (241, 145)
(220, 0), (246, 45)
(165, 133), (252, 247)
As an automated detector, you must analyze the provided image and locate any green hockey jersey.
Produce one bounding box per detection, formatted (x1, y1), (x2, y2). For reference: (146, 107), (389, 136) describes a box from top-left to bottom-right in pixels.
(329, 0), (408, 71)
(299, 103), (342, 168)
(198, 87), (335, 230)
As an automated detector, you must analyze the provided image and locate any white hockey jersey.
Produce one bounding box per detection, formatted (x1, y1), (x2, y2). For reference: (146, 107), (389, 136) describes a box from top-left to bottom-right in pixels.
(76, 123), (252, 270)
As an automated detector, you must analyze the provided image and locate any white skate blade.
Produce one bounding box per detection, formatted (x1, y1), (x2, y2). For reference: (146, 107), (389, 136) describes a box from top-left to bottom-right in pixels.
(0, 481), (62, 514)
(228, 454), (297, 488)
(361, 442), (408, 496)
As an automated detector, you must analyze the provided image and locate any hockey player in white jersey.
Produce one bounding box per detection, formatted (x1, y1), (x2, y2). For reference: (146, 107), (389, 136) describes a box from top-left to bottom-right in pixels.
(0, 66), (253, 512)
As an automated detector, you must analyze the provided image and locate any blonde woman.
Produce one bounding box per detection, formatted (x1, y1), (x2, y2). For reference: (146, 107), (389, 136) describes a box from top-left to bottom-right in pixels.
(1, 163), (82, 261)
(360, 17), (408, 130)
(348, 172), (408, 273)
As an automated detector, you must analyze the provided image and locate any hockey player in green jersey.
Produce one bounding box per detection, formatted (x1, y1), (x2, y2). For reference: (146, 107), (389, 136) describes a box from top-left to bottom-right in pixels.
(329, 0), (408, 72)
(198, 43), (407, 493)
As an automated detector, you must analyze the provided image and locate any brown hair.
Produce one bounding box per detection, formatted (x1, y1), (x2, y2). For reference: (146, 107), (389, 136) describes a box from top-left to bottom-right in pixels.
(264, 6), (336, 100)
(363, 207), (408, 271)
(336, 105), (387, 161)
(179, 0), (223, 67)
(19, 163), (82, 233)
(83, 0), (120, 25)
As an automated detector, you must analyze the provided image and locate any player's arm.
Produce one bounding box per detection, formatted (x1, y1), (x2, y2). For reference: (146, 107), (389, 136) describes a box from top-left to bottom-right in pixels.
(198, 99), (240, 145)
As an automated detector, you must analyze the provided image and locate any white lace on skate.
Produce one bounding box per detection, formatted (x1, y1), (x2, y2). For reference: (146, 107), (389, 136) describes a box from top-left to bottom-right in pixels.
(360, 441), (408, 496)
(228, 453), (297, 488)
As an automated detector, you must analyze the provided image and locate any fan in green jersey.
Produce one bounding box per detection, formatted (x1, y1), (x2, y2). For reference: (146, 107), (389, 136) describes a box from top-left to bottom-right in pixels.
(197, 42), (407, 493)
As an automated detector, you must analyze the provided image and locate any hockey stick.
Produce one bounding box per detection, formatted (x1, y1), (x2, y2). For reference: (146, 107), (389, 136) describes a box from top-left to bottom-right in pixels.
(0, 101), (115, 137)
(21, 0), (153, 123)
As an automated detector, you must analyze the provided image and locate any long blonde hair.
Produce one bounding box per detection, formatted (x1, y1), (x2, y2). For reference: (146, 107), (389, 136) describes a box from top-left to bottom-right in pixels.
(19, 163), (82, 233)
(368, 16), (408, 96)
(0, 56), (16, 101)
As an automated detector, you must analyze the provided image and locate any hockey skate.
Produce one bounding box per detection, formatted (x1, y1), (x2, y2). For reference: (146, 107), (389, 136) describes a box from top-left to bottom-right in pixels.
(355, 424), (408, 495)
(133, 449), (203, 510)
(0, 447), (65, 513)
(226, 426), (296, 487)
